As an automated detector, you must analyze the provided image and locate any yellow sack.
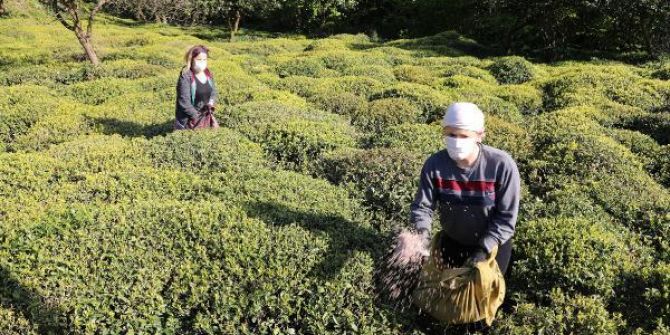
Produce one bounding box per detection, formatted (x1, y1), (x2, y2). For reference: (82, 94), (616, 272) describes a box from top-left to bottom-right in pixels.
(411, 232), (505, 326)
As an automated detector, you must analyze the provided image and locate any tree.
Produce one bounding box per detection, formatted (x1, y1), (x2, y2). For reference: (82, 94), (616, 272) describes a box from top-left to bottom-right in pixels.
(203, 0), (280, 40)
(40, 0), (109, 66)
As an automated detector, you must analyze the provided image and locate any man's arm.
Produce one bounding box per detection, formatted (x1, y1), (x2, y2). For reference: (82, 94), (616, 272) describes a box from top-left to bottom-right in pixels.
(478, 159), (521, 254)
(410, 163), (437, 233)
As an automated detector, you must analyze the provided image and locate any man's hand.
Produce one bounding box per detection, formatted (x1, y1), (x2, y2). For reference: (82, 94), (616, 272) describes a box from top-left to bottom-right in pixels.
(417, 228), (431, 263)
(465, 247), (488, 267)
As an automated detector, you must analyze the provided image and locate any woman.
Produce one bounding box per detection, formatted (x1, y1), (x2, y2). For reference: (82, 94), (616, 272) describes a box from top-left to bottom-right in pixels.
(174, 45), (219, 130)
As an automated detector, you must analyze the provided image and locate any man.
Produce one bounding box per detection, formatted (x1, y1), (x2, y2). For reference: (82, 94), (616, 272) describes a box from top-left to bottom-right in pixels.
(411, 102), (520, 276)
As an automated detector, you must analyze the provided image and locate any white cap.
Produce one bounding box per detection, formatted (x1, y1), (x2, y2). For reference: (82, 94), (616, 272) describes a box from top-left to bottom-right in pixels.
(441, 102), (485, 132)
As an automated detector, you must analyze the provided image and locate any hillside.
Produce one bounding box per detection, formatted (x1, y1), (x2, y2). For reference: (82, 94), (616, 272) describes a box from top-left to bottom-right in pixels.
(0, 4), (669, 334)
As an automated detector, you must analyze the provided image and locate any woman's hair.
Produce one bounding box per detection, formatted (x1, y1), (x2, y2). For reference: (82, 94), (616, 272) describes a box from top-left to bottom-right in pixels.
(184, 45), (209, 69)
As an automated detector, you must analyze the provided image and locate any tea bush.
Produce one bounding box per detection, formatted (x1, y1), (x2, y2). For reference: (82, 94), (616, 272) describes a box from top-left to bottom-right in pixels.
(351, 97), (422, 133)
(220, 101), (358, 170)
(2, 10), (670, 334)
(369, 123), (442, 155)
(513, 217), (650, 299)
(617, 112), (670, 145)
(317, 147), (425, 227)
(492, 289), (625, 335)
(487, 56), (535, 84)
(146, 128), (268, 173)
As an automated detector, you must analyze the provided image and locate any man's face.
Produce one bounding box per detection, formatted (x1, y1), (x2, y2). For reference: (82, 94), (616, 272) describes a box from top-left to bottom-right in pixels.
(442, 126), (483, 142)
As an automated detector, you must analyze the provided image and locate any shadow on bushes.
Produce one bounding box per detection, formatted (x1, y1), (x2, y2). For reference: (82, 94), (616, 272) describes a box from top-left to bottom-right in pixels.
(90, 117), (173, 138)
(242, 200), (448, 333)
(0, 266), (67, 334)
(243, 200), (382, 279)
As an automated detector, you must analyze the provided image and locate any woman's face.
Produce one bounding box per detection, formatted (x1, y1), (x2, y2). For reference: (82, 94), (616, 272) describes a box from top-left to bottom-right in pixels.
(192, 53), (208, 73)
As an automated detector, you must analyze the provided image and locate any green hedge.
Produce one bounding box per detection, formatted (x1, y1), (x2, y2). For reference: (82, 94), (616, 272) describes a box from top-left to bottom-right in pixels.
(513, 217), (649, 299)
(542, 66), (670, 112)
(146, 128), (268, 173)
(342, 65), (397, 84)
(276, 57), (339, 78)
(317, 147), (425, 228)
(613, 263), (670, 332)
(370, 82), (453, 123)
(0, 85), (61, 152)
(369, 116), (531, 163)
(492, 289), (625, 335)
(10, 102), (95, 152)
(487, 56), (535, 85)
(607, 128), (670, 187)
(393, 65), (439, 86)
(617, 112), (670, 145)
(307, 91), (367, 117)
(369, 123), (442, 155)
(529, 107), (670, 256)
(220, 101), (358, 170)
(351, 97), (422, 133)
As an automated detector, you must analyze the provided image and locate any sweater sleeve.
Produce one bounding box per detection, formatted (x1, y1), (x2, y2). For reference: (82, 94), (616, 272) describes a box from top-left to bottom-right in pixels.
(410, 161), (437, 232)
(177, 72), (199, 118)
(478, 159), (521, 253)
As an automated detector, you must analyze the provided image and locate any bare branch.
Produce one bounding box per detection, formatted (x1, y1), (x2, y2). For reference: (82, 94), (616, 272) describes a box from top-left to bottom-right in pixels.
(54, 10), (76, 31)
(87, 0), (109, 39)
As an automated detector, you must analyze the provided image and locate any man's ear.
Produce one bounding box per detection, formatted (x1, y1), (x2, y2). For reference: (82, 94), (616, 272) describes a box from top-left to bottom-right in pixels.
(478, 131), (485, 143)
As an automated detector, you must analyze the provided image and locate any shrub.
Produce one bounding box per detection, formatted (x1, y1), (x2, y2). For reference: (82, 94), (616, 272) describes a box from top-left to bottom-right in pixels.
(370, 82), (454, 122)
(10, 102), (95, 152)
(513, 217), (649, 299)
(276, 57), (338, 78)
(611, 262), (670, 332)
(317, 50), (388, 72)
(496, 84), (543, 115)
(442, 75), (525, 123)
(308, 91), (367, 116)
(617, 112), (670, 145)
(487, 56), (535, 84)
(220, 101), (358, 171)
(441, 65), (497, 84)
(351, 97), (422, 132)
(63, 78), (140, 105)
(304, 38), (348, 52)
(492, 289), (625, 335)
(0, 308), (37, 335)
(0, 85), (61, 151)
(369, 123), (442, 155)
(317, 147), (425, 228)
(393, 65), (438, 86)
(484, 115), (533, 161)
(274, 76), (384, 100)
(46, 134), (148, 171)
(651, 64), (670, 80)
(606, 128), (669, 187)
(530, 107), (670, 254)
(464, 94), (523, 124)
(146, 128), (268, 173)
(542, 66), (669, 112)
(342, 65), (396, 84)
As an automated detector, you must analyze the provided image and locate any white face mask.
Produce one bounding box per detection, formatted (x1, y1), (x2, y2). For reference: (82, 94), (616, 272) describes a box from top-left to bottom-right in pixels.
(192, 60), (207, 73)
(444, 136), (478, 161)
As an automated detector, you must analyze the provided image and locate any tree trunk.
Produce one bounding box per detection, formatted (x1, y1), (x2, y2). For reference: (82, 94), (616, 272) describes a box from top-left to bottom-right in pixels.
(0, 0), (6, 16)
(228, 9), (241, 41)
(75, 29), (100, 66)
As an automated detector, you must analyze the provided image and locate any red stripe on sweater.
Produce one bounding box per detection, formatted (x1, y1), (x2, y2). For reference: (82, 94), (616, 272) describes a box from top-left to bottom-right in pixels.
(434, 177), (495, 192)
